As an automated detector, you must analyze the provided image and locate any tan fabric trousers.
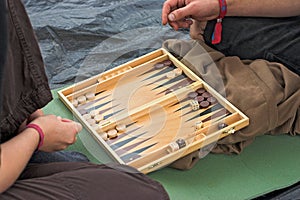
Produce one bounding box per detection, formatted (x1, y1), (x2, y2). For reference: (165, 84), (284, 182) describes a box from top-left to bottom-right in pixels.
(162, 39), (300, 170)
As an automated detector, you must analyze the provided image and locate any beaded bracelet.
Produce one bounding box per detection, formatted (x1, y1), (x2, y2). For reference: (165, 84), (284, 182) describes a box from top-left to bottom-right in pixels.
(211, 0), (227, 44)
(26, 123), (45, 150)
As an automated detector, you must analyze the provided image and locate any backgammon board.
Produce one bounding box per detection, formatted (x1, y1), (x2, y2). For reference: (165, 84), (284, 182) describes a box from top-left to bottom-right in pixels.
(58, 48), (249, 173)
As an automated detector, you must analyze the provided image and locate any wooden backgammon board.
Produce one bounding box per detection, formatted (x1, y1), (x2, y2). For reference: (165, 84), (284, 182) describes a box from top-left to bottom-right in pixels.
(58, 48), (249, 173)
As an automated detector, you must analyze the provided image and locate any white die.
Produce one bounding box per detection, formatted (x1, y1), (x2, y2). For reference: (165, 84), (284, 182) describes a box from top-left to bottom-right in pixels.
(190, 100), (199, 111)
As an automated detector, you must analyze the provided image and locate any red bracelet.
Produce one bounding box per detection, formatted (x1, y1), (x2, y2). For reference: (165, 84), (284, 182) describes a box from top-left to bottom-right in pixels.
(26, 123), (45, 150)
(211, 0), (227, 44)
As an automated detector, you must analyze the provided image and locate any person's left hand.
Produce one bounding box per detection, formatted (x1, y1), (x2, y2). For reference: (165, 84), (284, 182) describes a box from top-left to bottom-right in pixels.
(18, 109), (44, 133)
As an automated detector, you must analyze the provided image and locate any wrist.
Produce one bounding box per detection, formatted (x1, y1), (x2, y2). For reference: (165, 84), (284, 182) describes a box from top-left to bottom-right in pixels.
(212, 0), (222, 18)
(211, 0), (227, 44)
(224, 0), (236, 16)
(26, 123), (45, 150)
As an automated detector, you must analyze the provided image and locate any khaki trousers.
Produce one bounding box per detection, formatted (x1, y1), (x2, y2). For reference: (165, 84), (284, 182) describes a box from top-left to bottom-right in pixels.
(163, 39), (300, 170)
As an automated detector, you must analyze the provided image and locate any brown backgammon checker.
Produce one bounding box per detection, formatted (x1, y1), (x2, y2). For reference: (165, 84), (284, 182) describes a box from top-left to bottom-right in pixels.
(200, 101), (210, 109)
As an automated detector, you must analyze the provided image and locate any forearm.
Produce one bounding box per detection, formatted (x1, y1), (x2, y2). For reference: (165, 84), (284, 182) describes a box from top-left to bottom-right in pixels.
(0, 129), (39, 193)
(227, 0), (300, 17)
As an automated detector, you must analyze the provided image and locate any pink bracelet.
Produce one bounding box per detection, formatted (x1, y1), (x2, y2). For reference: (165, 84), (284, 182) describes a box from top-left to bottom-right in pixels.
(26, 123), (45, 150)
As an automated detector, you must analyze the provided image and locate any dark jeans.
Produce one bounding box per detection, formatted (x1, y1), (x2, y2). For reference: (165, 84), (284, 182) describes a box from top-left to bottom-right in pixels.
(204, 16), (300, 76)
(29, 150), (89, 163)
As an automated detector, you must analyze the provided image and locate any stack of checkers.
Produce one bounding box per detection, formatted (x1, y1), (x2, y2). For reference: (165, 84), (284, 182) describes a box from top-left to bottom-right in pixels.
(82, 108), (127, 141)
(188, 88), (217, 111)
(71, 92), (96, 107)
(166, 68), (183, 79)
(82, 109), (104, 130)
(153, 59), (184, 79)
(153, 59), (173, 70)
(167, 138), (187, 153)
(100, 124), (127, 141)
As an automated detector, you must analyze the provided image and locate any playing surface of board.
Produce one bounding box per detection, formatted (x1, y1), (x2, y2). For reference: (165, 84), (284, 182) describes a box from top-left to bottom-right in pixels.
(58, 49), (249, 173)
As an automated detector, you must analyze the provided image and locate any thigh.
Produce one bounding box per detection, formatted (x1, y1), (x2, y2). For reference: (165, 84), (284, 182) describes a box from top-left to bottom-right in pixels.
(204, 16), (300, 75)
(1, 162), (169, 200)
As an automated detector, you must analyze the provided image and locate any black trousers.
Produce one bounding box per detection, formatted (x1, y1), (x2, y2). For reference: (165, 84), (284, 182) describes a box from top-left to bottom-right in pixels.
(204, 16), (300, 76)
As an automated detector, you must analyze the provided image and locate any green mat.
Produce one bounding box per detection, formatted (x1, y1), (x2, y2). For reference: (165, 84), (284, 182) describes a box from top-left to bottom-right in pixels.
(44, 89), (300, 200)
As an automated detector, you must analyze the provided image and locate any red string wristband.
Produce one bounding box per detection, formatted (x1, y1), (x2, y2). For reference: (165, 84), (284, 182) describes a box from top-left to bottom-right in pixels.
(211, 0), (227, 44)
(26, 123), (44, 150)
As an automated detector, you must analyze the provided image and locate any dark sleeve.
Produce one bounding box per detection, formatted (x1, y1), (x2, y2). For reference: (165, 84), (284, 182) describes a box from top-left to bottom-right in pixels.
(203, 17), (300, 76)
(0, 0), (8, 144)
(0, 0), (52, 143)
(0, 1), (7, 92)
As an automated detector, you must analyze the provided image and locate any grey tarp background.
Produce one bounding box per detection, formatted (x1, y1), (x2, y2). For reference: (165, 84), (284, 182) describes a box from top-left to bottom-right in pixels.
(23, 0), (300, 199)
(23, 0), (188, 89)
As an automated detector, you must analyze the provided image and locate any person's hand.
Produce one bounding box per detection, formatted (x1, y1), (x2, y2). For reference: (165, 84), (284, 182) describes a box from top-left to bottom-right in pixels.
(29, 115), (82, 152)
(162, 0), (220, 30)
(18, 109), (44, 133)
(28, 109), (44, 122)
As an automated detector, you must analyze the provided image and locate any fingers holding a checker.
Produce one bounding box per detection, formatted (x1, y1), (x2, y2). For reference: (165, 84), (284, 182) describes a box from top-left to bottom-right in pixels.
(28, 114), (82, 152)
(162, 0), (220, 30)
